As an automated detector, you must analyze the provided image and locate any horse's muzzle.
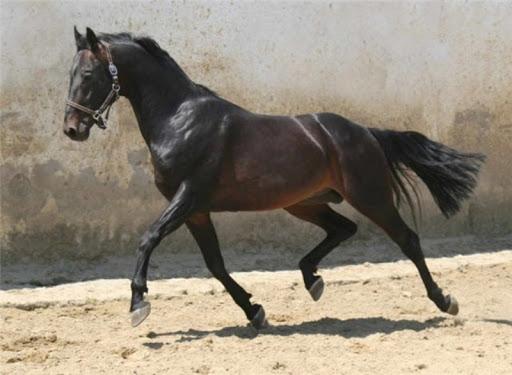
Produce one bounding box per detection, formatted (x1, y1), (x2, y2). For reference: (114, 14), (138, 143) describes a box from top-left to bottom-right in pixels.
(63, 121), (90, 141)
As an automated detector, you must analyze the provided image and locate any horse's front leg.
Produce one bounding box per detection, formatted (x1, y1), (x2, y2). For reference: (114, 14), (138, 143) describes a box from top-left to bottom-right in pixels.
(130, 181), (195, 327)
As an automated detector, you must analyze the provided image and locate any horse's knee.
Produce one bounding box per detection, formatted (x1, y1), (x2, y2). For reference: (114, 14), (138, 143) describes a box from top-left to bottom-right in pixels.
(139, 229), (160, 251)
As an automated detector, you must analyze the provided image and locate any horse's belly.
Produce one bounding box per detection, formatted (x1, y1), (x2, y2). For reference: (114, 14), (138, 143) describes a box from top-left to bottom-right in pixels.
(209, 145), (330, 211)
(209, 177), (326, 212)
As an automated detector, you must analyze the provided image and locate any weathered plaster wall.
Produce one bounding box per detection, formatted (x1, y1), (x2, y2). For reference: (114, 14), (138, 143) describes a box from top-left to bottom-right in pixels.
(1, 1), (511, 264)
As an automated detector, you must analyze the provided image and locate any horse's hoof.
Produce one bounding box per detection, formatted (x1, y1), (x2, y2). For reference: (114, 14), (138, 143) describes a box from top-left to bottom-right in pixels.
(131, 301), (151, 327)
(250, 306), (268, 330)
(446, 295), (459, 315)
(308, 277), (324, 302)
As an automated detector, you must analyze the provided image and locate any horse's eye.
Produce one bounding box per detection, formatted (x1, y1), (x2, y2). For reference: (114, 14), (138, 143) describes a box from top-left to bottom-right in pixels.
(82, 71), (93, 78)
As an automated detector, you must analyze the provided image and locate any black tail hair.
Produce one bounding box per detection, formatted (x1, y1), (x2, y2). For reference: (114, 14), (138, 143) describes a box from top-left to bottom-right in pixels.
(369, 128), (485, 218)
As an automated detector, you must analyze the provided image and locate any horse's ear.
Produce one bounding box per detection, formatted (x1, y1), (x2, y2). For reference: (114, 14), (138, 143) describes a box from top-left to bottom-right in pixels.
(74, 26), (87, 51)
(86, 27), (100, 53)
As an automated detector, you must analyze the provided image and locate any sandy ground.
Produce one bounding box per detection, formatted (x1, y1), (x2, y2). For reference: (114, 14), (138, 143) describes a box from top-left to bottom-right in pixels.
(1, 250), (512, 375)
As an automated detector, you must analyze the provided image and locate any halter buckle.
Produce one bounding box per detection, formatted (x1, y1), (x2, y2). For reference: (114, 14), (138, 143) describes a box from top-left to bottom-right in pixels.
(108, 63), (118, 77)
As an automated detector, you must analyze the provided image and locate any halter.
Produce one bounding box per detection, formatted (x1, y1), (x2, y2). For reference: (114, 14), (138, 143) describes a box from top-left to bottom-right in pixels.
(66, 43), (120, 129)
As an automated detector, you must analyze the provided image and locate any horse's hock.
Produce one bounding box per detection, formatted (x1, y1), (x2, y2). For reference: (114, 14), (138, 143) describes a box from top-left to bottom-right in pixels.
(1, 1), (512, 264)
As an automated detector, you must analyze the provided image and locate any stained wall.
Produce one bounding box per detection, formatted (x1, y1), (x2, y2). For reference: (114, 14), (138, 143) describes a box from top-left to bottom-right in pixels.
(1, 1), (511, 264)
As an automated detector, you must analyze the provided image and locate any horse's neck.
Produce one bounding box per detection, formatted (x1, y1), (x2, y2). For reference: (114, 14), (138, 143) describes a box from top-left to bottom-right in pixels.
(121, 54), (195, 146)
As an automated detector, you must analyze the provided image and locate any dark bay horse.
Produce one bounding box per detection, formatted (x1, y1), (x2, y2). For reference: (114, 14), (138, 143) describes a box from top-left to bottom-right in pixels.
(64, 28), (484, 329)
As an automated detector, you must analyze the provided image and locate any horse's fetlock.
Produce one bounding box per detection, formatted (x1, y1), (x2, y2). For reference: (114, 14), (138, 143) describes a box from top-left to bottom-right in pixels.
(427, 287), (443, 301)
(131, 280), (148, 294)
(299, 258), (316, 273)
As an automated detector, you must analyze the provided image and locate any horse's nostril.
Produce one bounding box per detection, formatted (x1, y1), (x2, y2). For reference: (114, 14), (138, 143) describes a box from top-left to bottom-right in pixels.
(65, 127), (77, 137)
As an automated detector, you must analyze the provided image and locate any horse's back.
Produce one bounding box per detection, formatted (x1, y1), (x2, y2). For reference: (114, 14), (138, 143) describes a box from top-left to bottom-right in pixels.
(209, 110), (333, 211)
(204, 105), (390, 211)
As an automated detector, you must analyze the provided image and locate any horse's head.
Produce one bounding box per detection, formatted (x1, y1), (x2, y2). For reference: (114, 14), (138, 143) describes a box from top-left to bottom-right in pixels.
(64, 27), (120, 141)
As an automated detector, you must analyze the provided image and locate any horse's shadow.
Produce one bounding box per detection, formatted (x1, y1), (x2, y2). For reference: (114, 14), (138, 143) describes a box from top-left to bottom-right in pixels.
(143, 316), (446, 346)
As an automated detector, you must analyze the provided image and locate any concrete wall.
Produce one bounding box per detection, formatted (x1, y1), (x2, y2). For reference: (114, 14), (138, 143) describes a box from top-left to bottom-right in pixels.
(1, 1), (511, 264)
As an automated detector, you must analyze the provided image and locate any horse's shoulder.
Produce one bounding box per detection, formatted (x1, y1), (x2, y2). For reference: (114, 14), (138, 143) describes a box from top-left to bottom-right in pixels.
(151, 97), (234, 172)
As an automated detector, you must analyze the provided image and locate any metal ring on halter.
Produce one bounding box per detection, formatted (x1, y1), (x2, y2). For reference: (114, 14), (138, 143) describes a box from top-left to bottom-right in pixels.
(113, 84), (120, 92)
(93, 112), (101, 120)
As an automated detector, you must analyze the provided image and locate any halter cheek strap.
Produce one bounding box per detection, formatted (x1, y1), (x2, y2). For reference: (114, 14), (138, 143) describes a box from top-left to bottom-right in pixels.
(66, 43), (120, 129)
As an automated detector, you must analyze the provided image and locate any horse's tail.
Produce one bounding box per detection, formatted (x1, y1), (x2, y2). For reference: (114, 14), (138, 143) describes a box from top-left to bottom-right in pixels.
(368, 127), (485, 218)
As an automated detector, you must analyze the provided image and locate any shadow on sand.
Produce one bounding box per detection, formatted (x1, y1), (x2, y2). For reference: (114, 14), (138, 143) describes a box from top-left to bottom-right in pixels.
(143, 316), (447, 346)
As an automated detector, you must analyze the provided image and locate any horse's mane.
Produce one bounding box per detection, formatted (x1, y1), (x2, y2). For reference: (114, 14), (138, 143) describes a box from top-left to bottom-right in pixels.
(97, 32), (219, 97)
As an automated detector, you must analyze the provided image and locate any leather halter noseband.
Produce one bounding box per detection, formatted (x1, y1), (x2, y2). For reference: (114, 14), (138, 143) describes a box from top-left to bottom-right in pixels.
(66, 43), (120, 129)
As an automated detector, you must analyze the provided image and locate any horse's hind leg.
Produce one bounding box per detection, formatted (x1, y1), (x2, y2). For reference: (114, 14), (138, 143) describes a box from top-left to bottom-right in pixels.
(285, 203), (357, 301)
(186, 213), (268, 329)
(346, 196), (459, 315)
(324, 123), (458, 314)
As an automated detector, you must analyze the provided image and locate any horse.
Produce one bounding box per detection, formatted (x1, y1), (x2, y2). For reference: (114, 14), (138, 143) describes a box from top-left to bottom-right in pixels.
(64, 27), (484, 329)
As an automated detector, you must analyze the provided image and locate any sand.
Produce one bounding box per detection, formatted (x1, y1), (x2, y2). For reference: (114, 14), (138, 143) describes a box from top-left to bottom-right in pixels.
(2, 249), (512, 374)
